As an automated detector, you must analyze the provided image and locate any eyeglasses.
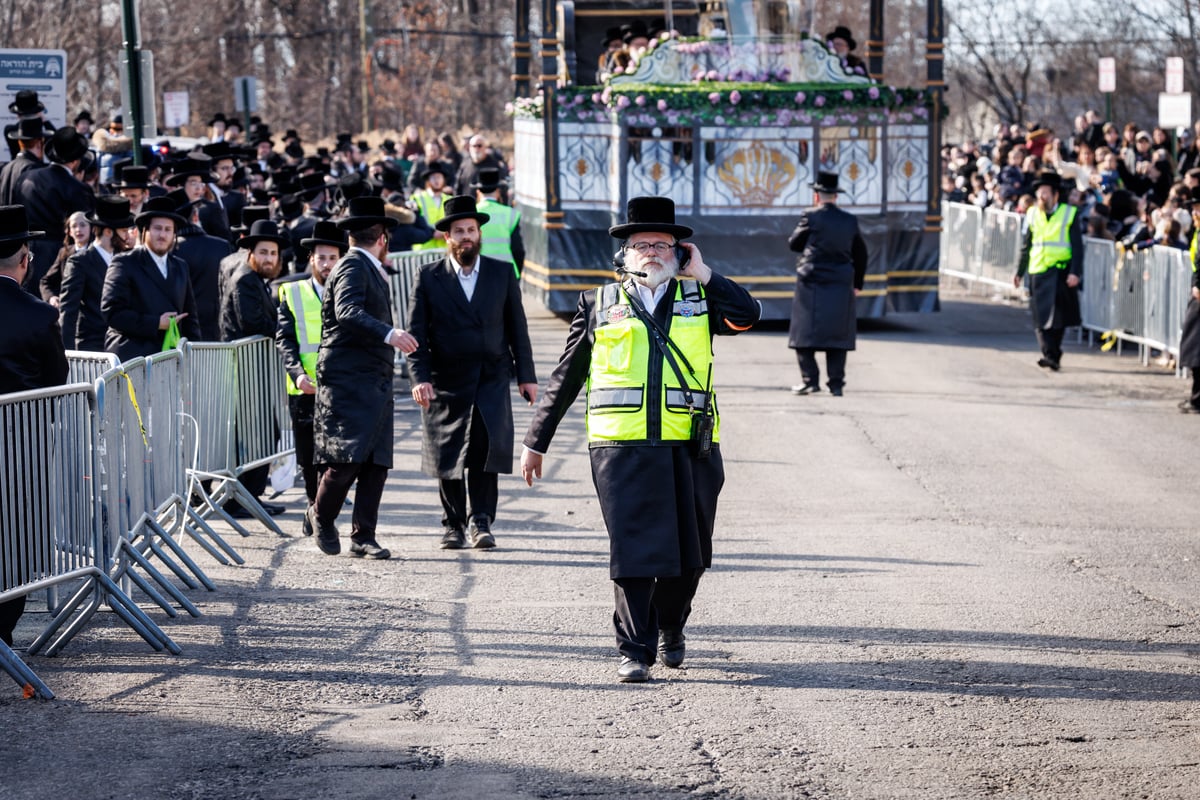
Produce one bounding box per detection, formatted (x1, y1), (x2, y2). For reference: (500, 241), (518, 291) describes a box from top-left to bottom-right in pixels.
(626, 241), (674, 255)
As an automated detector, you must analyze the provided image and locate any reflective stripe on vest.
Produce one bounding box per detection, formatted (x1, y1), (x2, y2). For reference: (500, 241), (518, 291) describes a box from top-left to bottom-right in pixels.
(1191, 229), (1198, 273)
(280, 279), (322, 395)
(412, 192), (446, 250)
(478, 199), (520, 276)
(1026, 203), (1076, 274)
(585, 281), (719, 445)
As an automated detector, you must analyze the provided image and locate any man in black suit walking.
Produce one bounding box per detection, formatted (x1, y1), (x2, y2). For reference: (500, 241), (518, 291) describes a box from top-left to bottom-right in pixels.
(407, 195), (538, 550)
(786, 171), (868, 396)
(309, 196), (419, 559)
(101, 196), (201, 360)
(172, 188), (233, 341)
(59, 196), (136, 351)
(0, 204), (69, 646)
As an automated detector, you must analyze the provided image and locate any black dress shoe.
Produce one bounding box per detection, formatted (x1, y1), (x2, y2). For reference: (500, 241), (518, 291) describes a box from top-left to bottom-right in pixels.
(829, 387), (844, 397)
(469, 517), (495, 549)
(260, 501), (287, 516)
(1179, 400), (1200, 414)
(1037, 357), (1061, 371)
(791, 383), (820, 395)
(617, 657), (650, 683)
(349, 539), (391, 560)
(658, 629), (686, 668)
(301, 504), (314, 537)
(440, 527), (465, 549)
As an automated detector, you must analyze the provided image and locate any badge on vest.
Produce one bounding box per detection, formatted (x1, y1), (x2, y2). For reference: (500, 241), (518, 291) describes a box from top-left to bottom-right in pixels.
(678, 301), (695, 318)
(607, 304), (632, 323)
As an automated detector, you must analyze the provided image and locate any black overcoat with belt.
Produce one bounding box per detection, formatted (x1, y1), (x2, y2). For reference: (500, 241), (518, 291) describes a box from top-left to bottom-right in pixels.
(100, 247), (201, 361)
(523, 273), (760, 579)
(405, 255), (536, 479)
(787, 202), (868, 351)
(58, 245), (109, 351)
(313, 248), (395, 468)
(1177, 253), (1200, 369)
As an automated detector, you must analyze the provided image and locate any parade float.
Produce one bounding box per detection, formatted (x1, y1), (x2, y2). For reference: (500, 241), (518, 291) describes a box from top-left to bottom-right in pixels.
(509, 0), (946, 319)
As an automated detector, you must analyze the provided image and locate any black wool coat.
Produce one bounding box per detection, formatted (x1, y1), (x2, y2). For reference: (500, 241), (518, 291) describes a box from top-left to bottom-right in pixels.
(176, 228), (233, 342)
(0, 276), (68, 394)
(313, 249), (396, 468)
(1178, 256), (1200, 369)
(220, 262), (277, 342)
(787, 203), (868, 351)
(58, 245), (110, 351)
(101, 247), (201, 361)
(405, 255), (536, 479)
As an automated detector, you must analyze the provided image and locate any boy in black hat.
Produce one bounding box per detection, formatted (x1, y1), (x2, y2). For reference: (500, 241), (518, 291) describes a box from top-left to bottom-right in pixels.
(520, 195), (759, 682)
(787, 171), (868, 396)
(0, 119), (46, 205)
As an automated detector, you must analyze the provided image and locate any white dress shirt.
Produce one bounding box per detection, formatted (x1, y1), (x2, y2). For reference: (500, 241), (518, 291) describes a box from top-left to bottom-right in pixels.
(148, 248), (169, 279)
(449, 253), (480, 301)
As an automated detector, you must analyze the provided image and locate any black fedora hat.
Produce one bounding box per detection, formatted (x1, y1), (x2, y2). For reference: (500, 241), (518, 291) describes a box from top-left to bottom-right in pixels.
(7, 118), (45, 142)
(134, 195), (188, 229)
(208, 112), (228, 126)
(165, 153), (214, 186)
(298, 172), (328, 200)
(825, 25), (857, 51)
(114, 165), (151, 190)
(86, 196), (135, 230)
(435, 195), (490, 232)
(166, 188), (203, 217)
(0, 205), (45, 246)
(45, 126), (90, 164)
(201, 140), (238, 162)
(1032, 170), (1063, 192)
(232, 205), (271, 235)
(811, 171), (844, 193)
(608, 196), (692, 240)
(8, 89), (44, 116)
(239, 219), (290, 250)
(74, 109), (94, 125)
(470, 167), (506, 192)
(300, 219), (349, 253)
(420, 162), (450, 183)
(337, 195), (399, 231)
(602, 26), (623, 48)
(278, 194), (304, 221)
(622, 20), (649, 44)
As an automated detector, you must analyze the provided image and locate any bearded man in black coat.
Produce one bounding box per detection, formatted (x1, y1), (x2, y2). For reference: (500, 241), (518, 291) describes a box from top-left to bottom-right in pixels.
(406, 195), (537, 550)
(309, 197), (419, 560)
(59, 196), (136, 350)
(173, 189), (233, 342)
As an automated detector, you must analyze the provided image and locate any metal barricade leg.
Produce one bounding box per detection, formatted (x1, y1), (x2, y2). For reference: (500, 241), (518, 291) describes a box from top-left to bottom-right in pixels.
(182, 504), (242, 566)
(0, 641), (53, 700)
(142, 516), (215, 593)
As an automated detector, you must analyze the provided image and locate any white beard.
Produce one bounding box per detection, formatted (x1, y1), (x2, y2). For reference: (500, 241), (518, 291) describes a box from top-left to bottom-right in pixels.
(634, 259), (675, 290)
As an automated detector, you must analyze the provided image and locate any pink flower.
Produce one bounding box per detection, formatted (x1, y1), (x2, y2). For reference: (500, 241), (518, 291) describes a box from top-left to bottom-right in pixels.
(616, 95), (631, 109)
(868, 87), (880, 100)
(814, 95), (826, 107)
(706, 70), (720, 81)
(729, 90), (742, 105)
(709, 92), (721, 104)
(657, 99), (669, 112)
(635, 94), (646, 106)
(601, 87), (612, 103)
(843, 90), (854, 101)
(613, 66), (624, 75)
(592, 92), (602, 104)
(795, 91), (806, 104)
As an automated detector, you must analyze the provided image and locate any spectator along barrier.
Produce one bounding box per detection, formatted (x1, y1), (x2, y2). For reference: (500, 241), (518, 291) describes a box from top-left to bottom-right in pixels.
(940, 202), (1193, 366)
(1, 336), (291, 699)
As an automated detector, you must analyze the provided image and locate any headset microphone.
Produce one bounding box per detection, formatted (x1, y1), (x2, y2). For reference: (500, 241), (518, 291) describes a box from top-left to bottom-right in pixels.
(612, 248), (647, 277)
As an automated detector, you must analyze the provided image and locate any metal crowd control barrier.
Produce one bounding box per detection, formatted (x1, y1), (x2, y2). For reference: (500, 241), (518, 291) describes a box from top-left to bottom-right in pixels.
(65, 350), (119, 385)
(939, 202), (981, 280)
(183, 337), (290, 538)
(939, 203), (1025, 296)
(1080, 237), (1117, 336)
(978, 208), (1025, 287)
(387, 250), (441, 334)
(0, 383), (179, 698)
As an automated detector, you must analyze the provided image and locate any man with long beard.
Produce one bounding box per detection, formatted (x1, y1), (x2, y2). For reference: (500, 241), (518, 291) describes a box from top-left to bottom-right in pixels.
(407, 195), (537, 550)
(520, 196), (760, 682)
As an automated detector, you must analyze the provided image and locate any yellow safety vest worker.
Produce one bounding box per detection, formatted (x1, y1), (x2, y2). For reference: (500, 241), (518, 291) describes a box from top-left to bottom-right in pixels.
(1025, 203), (1077, 274)
(279, 278), (322, 395)
(586, 280), (719, 445)
(477, 197), (520, 277)
(412, 191), (446, 250)
(1190, 228), (1198, 272)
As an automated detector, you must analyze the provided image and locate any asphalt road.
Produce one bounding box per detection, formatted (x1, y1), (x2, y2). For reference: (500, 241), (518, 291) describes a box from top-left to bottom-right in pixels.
(4, 285), (1200, 799)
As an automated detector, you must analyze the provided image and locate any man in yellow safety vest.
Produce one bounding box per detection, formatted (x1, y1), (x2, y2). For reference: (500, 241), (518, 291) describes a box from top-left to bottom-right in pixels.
(410, 163), (450, 251)
(1013, 170), (1083, 371)
(473, 167), (524, 277)
(276, 219), (348, 531)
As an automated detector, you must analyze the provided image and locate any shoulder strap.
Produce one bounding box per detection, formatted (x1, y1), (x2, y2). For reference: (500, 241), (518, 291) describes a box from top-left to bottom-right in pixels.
(622, 281), (701, 409)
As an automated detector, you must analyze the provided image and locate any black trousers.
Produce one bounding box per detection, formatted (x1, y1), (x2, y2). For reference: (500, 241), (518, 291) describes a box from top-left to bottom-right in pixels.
(1036, 328), (1066, 362)
(1191, 371), (1200, 409)
(796, 347), (847, 391)
(438, 407), (498, 530)
(0, 596), (26, 646)
(288, 394), (317, 504)
(612, 568), (705, 665)
(313, 462), (388, 542)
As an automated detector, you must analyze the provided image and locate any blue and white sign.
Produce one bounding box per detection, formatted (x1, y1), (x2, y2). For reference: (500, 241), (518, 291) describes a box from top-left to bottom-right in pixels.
(0, 49), (68, 130)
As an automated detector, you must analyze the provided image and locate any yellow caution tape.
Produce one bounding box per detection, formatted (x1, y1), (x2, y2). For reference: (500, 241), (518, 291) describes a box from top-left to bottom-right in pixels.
(1099, 331), (1119, 352)
(120, 371), (149, 446)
